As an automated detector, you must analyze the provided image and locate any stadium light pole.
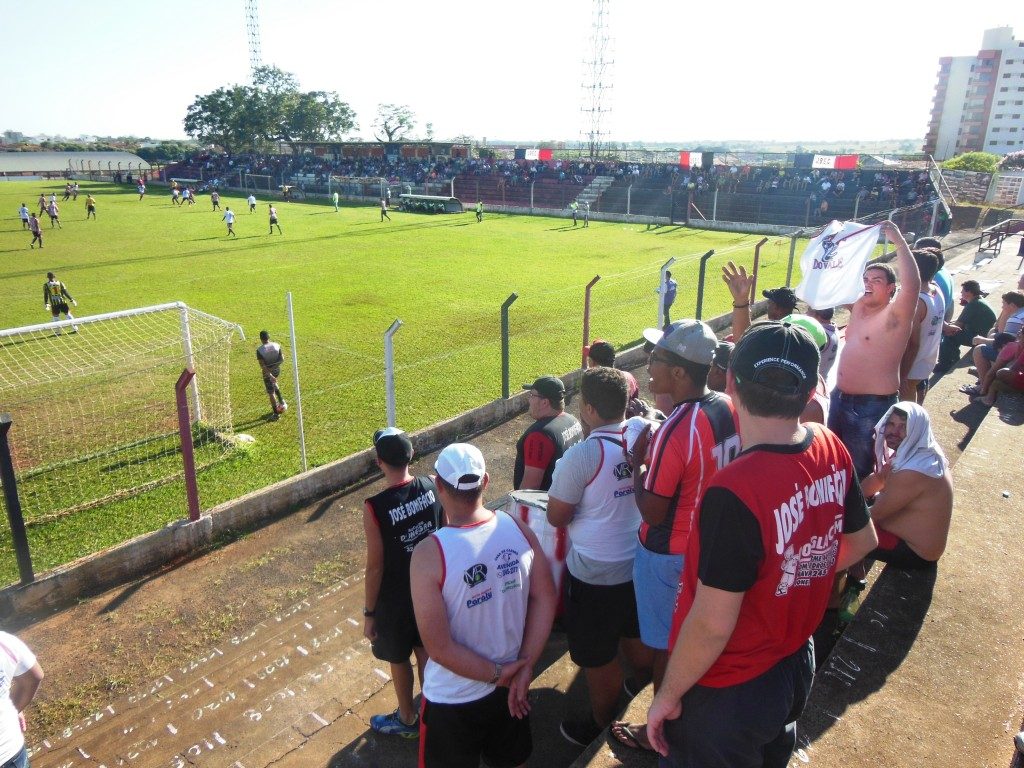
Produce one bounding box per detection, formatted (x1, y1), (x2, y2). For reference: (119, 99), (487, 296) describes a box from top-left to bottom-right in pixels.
(658, 257), (676, 328)
(384, 319), (402, 428)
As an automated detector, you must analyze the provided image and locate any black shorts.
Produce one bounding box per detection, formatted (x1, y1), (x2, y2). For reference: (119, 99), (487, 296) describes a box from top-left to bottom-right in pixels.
(371, 598), (421, 663)
(262, 373), (280, 393)
(420, 687), (531, 768)
(565, 573), (640, 668)
(50, 302), (69, 317)
(270, 217), (279, 224)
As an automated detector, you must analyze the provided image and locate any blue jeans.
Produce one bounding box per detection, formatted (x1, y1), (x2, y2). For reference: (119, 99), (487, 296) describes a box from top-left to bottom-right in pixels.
(659, 639), (815, 768)
(2, 746), (29, 768)
(827, 390), (897, 479)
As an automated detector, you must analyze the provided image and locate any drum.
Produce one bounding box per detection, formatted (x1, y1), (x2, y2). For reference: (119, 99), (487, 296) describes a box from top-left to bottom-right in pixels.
(496, 490), (568, 605)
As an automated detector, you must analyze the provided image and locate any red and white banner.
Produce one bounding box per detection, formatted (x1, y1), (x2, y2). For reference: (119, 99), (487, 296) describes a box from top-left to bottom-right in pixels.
(679, 151), (703, 169)
(519, 148), (553, 161)
(812, 154), (858, 170)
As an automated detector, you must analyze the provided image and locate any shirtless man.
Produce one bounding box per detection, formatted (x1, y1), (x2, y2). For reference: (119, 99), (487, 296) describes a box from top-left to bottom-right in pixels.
(860, 403), (952, 569)
(828, 220), (920, 479)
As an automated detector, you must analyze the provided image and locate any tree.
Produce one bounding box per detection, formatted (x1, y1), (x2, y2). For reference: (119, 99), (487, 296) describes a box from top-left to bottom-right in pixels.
(183, 85), (254, 154)
(184, 67), (357, 154)
(373, 104), (416, 142)
(999, 150), (1024, 170)
(942, 152), (1001, 173)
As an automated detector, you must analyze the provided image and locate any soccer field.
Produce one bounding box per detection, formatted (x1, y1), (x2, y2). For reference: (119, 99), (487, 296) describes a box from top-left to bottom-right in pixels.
(0, 180), (799, 583)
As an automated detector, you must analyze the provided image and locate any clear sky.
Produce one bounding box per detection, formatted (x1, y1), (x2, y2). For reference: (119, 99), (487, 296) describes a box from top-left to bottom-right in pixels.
(3, 1), (1021, 145)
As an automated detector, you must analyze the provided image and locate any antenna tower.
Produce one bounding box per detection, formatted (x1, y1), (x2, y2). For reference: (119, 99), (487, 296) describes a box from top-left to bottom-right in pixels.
(580, 0), (613, 161)
(245, 0), (263, 79)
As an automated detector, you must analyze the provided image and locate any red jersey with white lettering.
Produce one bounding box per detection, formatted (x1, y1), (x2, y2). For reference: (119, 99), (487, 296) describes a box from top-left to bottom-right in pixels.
(670, 425), (869, 687)
(639, 392), (740, 555)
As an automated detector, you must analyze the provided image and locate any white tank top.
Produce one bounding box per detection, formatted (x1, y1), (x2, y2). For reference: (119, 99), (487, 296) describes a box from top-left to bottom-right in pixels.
(569, 426), (641, 570)
(909, 289), (946, 379)
(423, 512), (533, 704)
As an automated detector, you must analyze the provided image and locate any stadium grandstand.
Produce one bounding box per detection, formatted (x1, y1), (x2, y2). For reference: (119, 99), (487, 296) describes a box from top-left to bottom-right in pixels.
(0, 150), (151, 180)
(163, 145), (947, 231)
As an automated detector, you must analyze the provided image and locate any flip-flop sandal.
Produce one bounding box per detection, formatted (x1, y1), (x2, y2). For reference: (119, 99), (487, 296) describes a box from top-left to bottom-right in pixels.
(610, 721), (654, 752)
(959, 385), (981, 396)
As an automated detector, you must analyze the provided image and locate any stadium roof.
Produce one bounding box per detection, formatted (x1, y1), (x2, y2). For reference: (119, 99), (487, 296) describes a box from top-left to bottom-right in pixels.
(0, 151), (150, 173)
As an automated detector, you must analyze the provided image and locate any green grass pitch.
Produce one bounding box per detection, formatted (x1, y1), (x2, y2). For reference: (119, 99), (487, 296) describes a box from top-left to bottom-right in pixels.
(0, 180), (801, 583)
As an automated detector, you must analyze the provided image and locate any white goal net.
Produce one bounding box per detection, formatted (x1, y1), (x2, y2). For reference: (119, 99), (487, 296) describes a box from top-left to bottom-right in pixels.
(0, 303), (243, 526)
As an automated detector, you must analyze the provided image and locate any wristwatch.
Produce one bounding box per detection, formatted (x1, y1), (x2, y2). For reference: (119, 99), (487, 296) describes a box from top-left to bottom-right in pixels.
(488, 662), (503, 684)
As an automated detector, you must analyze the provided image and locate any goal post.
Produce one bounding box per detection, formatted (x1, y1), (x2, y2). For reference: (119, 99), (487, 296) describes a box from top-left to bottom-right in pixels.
(327, 176), (387, 202)
(0, 302), (244, 528)
(242, 173), (276, 193)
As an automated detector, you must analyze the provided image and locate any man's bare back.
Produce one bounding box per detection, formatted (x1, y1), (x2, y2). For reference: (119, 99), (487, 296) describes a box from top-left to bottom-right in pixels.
(870, 467), (953, 561)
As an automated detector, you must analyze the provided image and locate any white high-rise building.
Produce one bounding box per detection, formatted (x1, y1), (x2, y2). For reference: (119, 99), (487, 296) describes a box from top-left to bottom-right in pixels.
(924, 27), (1024, 160)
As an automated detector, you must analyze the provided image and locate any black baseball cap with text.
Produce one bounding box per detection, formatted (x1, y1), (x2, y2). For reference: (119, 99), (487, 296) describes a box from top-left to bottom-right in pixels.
(730, 321), (819, 396)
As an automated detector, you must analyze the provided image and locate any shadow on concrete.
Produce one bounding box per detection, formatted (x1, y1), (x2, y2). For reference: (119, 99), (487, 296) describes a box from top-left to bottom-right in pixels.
(798, 565), (936, 747)
(946, 400), (988, 452)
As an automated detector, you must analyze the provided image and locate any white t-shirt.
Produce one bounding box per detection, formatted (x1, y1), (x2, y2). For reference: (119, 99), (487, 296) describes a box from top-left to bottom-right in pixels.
(223, 211), (235, 225)
(548, 424), (640, 585)
(796, 220), (880, 309)
(247, 195), (257, 206)
(0, 632), (36, 762)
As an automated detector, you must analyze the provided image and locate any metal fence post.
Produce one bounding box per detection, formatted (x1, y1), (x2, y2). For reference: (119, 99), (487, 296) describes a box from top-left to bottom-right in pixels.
(627, 184), (632, 216)
(530, 181), (534, 213)
(658, 258), (677, 328)
(853, 194), (860, 221)
(712, 187), (718, 222)
(286, 292), (308, 473)
(582, 276), (601, 368)
(694, 250), (715, 320)
(0, 415), (34, 585)
(501, 294), (519, 399)
(750, 237), (769, 299)
(384, 319), (402, 428)
(929, 198), (941, 237)
(174, 369), (201, 523)
(787, 234), (799, 287)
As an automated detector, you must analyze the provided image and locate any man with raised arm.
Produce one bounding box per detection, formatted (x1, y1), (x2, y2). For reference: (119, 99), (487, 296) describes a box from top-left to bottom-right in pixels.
(646, 321), (878, 767)
(828, 220), (920, 479)
(411, 443), (557, 768)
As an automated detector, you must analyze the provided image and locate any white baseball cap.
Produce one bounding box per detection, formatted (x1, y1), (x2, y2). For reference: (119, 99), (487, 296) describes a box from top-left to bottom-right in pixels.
(434, 443), (486, 490)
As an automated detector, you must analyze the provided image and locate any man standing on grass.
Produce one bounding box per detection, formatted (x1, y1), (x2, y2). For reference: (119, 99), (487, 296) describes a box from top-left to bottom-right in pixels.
(28, 214), (43, 249)
(18, 203), (29, 229)
(363, 427), (443, 740)
(211, 190), (221, 211)
(656, 271), (678, 326)
(380, 198), (391, 222)
(411, 443), (557, 768)
(255, 330), (287, 418)
(268, 204), (282, 235)
(47, 199), (61, 229)
(43, 272), (77, 331)
(333, 191), (340, 212)
(247, 193), (257, 213)
(646, 321), (877, 767)
(85, 194), (97, 220)
(223, 207), (237, 237)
